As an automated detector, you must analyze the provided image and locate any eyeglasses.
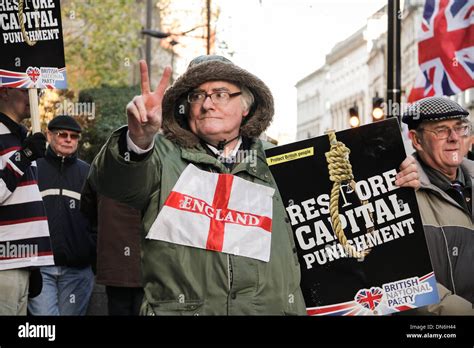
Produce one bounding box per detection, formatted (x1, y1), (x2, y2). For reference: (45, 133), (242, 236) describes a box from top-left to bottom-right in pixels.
(53, 131), (81, 140)
(419, 123), (471, 140)
(187, 91), (242, 105)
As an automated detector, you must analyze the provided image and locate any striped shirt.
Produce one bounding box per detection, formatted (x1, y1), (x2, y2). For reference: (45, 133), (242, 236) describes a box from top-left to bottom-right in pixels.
(0, 113), (54, 270)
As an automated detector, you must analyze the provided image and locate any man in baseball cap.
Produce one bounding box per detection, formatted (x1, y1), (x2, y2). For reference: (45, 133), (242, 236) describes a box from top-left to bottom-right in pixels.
(403, 96), (473, 314)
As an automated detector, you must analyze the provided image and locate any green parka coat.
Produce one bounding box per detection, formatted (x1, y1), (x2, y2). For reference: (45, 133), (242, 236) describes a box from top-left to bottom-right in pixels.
(87, 57), (307, 315)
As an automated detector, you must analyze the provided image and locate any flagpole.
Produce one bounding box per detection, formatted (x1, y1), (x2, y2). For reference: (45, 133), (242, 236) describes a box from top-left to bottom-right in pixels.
(387, 0), (401, 127)
(28, 89), (41, 133)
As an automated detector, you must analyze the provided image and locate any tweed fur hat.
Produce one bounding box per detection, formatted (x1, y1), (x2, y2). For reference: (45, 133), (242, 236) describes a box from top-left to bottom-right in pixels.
(161, 55), (274, 148)
(402, 96), (469, 130)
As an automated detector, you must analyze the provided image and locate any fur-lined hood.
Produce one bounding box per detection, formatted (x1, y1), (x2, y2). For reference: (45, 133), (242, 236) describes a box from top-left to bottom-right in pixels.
(162, 56), (274, 148)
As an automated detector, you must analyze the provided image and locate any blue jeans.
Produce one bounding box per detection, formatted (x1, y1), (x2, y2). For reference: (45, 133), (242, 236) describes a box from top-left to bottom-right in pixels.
(28, 266), (94, 315)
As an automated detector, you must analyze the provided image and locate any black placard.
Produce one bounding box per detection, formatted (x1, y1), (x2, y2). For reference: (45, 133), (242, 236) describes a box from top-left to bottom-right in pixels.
(0, 0), (66, 89)
(266, 118), (439, 315)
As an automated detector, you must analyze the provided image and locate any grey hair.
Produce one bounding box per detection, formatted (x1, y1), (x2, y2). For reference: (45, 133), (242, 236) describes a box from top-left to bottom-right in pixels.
(240, 85), (254, 113)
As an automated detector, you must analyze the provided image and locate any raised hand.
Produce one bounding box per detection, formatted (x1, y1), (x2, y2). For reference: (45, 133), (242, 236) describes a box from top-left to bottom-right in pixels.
(126, 60), (172, 149)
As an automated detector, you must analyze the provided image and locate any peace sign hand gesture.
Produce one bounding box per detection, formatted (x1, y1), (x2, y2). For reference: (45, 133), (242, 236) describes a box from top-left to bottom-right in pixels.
(126, 60), (172, 149)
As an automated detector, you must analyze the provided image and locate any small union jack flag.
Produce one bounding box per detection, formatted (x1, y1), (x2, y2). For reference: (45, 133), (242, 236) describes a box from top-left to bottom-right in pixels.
(355, 287), (384, 311)
(408, 0), (474, 102)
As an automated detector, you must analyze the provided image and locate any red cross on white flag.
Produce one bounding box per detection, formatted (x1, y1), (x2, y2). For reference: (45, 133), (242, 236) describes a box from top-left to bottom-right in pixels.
(146, 164), (275, 262)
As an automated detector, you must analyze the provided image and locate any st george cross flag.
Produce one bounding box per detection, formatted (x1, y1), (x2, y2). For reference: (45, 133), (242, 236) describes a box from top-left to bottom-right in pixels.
(408, 0), (474, 102)
(146, 164), (275, 262)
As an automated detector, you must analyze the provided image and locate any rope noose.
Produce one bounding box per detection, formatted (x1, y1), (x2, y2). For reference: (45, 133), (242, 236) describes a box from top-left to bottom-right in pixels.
(325, 131), (373, 259)
(19, 0), (37, 46)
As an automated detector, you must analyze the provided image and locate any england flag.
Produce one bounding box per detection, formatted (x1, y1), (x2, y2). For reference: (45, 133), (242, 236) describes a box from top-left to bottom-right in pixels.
(146, 164), (275, 262)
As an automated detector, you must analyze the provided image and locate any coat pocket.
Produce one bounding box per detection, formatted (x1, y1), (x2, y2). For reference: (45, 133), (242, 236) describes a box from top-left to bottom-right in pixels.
(143, 299), (204, 316)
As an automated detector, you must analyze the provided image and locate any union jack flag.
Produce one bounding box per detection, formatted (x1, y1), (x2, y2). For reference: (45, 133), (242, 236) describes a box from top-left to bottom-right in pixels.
(408, 0), (474, 102)
(355, 287), (384, 311)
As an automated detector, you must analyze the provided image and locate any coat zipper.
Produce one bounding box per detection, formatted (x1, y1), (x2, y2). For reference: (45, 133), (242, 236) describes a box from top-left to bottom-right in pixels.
(209, 167), (233, 296)
(59, 156), (65, 197)
(227, 254), (233, 290)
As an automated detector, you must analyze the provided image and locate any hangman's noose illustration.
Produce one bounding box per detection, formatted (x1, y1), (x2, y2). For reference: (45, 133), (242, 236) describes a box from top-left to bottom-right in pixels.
(19, 0), (37, 46)
(325, 130), (375, 259)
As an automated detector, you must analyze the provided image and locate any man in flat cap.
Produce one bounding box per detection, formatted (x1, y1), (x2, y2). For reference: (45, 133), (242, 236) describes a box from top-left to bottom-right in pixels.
(403, 96), (473, 314)
(28, 115), (96, 316)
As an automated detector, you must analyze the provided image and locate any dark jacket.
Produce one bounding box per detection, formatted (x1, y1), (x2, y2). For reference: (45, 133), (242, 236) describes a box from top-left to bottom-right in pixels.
(81, 181), (142, 288)
(415, 155), (473, 304)
(37, 146), (95, 267)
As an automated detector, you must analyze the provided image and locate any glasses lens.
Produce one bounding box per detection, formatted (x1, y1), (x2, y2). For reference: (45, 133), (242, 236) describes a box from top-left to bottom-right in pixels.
(457, 124), (470, 136)
(188, 93), (204, 104)
(210, 92), (230, 104)
(437, 129), (450, 139)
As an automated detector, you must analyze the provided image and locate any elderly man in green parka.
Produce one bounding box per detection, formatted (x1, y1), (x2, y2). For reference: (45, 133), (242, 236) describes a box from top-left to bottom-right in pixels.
(85, 55), (420, 315)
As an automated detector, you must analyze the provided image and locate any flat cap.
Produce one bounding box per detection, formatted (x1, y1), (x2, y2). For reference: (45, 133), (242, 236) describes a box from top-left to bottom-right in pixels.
(47, 115), (82, 133)
(402, 96), (469, 129)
